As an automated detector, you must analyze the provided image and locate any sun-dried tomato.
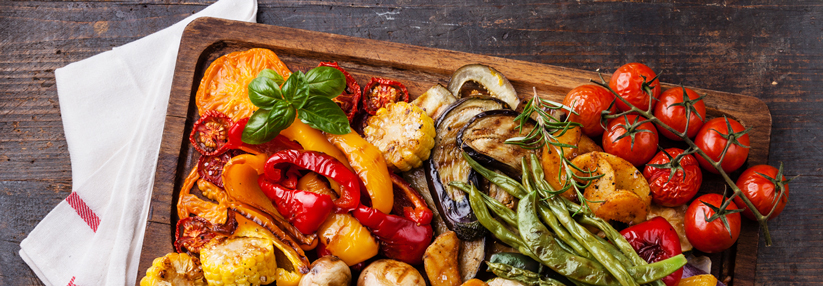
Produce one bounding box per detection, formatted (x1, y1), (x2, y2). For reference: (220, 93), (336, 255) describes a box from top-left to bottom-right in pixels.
(319, 62), (362, 122)
(196, 151), (236, 188)
(362, 77), (409, 115)
(190, 110), (233, 156)
(174, 211), (237, 254)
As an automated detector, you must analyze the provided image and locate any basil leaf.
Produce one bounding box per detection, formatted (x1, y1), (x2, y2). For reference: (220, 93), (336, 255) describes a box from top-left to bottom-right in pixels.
(241, 100), (296, 144)
(298, 97), (351, 135)
(305, 66), (346, 99)
(282, 71), (307, 106)
(248, 77), (282, 109)
(258, 69), (285, 86)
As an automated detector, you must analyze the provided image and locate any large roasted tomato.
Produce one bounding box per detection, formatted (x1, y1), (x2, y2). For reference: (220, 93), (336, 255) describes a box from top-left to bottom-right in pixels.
(602, 114), (659, 166)
(643, 148), (702, 207)
(562, 84), (617, 137)
(608, 63), (661, 112)
(196, 48), (292, 121)
(685, 194), (741, 253)
(654, 87), (706, 141)
(694, 117), (750, 174)
(734, 165), (789, 220)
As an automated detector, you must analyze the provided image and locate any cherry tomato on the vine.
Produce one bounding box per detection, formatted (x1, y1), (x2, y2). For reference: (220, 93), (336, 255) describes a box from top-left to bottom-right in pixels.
(562, 84), (617, 137)
(643, 148), (702, 207)
(654, 87), (706, 141)
(685, 193), (741, 253)
(694, 117), (750, 174)
(734, 165), (789, 221)
(609, 63), (661, 112)
(620, 217), (683, 286)
(603, 114), (659, 166)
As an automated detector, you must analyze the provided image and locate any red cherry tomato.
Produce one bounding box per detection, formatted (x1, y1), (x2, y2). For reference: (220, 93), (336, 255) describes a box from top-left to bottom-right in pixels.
(319, 62), (362, 122)
(685, 194), (741, 253)
(197, 152), (233, 188)
(362, 77), (409, 115)
(602, 114), (659, 166)
(734, 165), (789, 221)
(190, 110), (234, 156)
(620, 217), (683, 286)
(174, 211), (237, 254)
(653, 87), (706, 140)
(694, 117), (750, 174)
(608, 63), (661, 112)
(562, 84), (617, 137)
(643, 148), (702, 207)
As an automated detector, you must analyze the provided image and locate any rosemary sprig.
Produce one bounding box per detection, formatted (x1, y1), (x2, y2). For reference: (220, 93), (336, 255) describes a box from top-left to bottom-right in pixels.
(590, 70), (790, 246)
(506, 88), (603, 213)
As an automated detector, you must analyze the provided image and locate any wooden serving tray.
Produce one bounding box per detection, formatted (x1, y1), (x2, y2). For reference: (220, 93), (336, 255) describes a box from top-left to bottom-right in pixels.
(138, 17), (771, 285)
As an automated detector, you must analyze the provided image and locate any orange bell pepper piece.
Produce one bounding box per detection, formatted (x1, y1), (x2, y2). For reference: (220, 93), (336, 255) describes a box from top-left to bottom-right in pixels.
(316, 213), (379, 266)
(325, 131), (394, 214)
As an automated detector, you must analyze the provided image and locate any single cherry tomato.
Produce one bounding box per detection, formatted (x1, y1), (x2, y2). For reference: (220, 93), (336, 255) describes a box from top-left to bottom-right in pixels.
(685, 194), (741, 253)
(608, 63), (661, 112)
(362, 77), (409, 115)
(319, 62), (362, 122)
(694, 117), (750, 174)
(654, 87), (706, 140)
(620, 217), (683, 286)
(190, 110), (234, 156)
(734, 165), (789, 220)
(197, 152), (233, 188)
(562, 84), (617, 137)
(603, 114), (659, 166)
(643, 148), (702, 207)
(174, 211), (237, 254)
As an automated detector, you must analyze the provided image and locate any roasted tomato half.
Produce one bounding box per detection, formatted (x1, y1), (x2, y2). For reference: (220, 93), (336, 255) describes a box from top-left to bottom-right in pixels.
(608, 63), (661, 112)
(562, 84), (617, 137)
(362, 77), (409, 115)
(694, 117), (750, 174)
(319, 62), (362, 122)
(197, 152), (233, 188)
(620, 217), (683, 286)
(643, 148), (702, 207)
(190, 110), (234, 156)
(174, 212), (237, 254)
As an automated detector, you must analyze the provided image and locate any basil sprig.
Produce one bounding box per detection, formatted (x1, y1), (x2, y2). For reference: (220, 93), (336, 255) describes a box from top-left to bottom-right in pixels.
(242, 66), (349, 144)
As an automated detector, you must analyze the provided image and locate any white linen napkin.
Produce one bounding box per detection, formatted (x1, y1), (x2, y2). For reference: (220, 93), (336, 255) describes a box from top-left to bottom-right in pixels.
(19, 1), (257, 285)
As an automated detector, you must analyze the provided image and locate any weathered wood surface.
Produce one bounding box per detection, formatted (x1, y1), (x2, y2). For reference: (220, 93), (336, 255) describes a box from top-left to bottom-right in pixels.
(1, 1), (820, 285)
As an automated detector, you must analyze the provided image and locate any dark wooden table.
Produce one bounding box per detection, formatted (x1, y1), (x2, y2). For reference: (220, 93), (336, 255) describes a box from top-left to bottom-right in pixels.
(1, 1), (820, 285)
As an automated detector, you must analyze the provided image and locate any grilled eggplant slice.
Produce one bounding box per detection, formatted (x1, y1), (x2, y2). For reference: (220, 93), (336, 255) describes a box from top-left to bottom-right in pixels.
(447, 64), (520, 110)
(458, 110), (536, 178)
(425, 97), (509, 241)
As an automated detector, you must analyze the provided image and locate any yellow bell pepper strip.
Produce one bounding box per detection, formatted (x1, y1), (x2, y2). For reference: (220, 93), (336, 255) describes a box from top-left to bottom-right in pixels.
(297, 172), (338, 199)
(316, 213), (379, 266)
(176, 167), (311, 276)
(325, 131), (394, 214)
(264, 149), (361, 213)
(221, 153), (316, 246)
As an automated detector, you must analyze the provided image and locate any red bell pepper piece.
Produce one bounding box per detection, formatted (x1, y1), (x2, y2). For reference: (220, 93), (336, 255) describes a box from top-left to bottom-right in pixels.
(390, 173), (433, 225)
(620, 217), (684, 286)
(362, 77), (409, 115)
(265, 149), (361, 213)
(352, 204), (433, 265)
(225, 117), (303, 155)
(258, 177), (333, 234)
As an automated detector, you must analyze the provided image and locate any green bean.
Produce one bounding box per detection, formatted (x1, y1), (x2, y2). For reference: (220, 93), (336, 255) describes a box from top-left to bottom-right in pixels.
(538, 201), (593, 259)
(518, 191), (618, 286)
(487, 262), (567, 286)
(627, 254), (687, 283)
(463, 152), (527, 198)
(528, 155), (638, 286)
(593, 235), (633, 268)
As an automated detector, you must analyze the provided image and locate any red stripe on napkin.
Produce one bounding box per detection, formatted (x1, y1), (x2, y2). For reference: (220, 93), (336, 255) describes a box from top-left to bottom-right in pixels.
(66, 192), (100, 232)
(66, 276), (76, 286)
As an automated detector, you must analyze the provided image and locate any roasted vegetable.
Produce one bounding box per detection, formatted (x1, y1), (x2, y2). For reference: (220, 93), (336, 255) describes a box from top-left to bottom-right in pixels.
(362, 77), (410, 115)
(458, 109), (535, 178)
(364, 101), (436, 171)
(412, 84), (457, 120)
(298, 256), (351, 286)
(357, 259), (426, 286)
(317, 213), (380, 266)
(426, 97), (509, 240)
(488, 252), (541, 274)
(447, 64), (520, 110)
(353, 204), (434, 265)
(199, 236), (278, 285)
(326, 131), (394, 214)
(423, 231), (462, 286)
(571, 152), (651, 224)
(647, 204), (692, 252)
(140, 253), (207, 286)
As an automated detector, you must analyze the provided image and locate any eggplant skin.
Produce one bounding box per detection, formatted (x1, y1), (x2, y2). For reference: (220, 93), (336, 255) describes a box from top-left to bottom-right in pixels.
(425, 97), (509, 241)
(447, 64), (520, 111)
(457, 110), (535, 179)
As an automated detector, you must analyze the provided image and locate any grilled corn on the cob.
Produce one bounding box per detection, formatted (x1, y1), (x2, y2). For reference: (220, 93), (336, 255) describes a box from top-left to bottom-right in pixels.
(363, 102), (436, 171)
(140, 252), (207, 286)
(200, 236), (277, 286)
